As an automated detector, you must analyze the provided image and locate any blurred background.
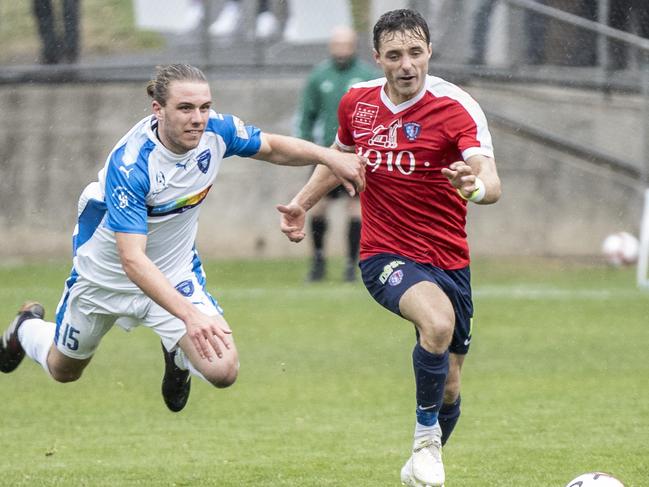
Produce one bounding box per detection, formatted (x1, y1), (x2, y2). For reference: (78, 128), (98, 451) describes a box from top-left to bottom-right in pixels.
(1, 0), (648, 264)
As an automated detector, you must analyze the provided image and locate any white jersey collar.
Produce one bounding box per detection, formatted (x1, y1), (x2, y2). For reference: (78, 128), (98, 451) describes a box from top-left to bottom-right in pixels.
(146, 116), (196, 162)
(379, 76), (429, 114)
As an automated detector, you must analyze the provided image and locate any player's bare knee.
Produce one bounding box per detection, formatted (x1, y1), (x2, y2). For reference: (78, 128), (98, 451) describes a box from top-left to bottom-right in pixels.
(48, 365), (83, 383)
(213, 369), (238, 388)
(206, 370), (237, 388)
(46, 351), (87, 383)
(204, 358), (239, 388)
(417, 319), (454, 352)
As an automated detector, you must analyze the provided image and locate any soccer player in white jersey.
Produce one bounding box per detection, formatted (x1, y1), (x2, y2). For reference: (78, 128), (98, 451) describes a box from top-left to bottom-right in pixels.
(0, 64), (366, 413)
(278, 10), (501, 487)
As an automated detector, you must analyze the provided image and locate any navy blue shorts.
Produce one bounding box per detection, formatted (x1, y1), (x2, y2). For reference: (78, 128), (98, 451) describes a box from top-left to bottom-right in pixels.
(359, 253), (474, 355)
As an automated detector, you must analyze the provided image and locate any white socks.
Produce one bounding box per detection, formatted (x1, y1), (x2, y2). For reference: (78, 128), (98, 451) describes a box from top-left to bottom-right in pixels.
(173, 346), (207, 382)
(17, 318), (55, 376)
(414, 420), (440, 444)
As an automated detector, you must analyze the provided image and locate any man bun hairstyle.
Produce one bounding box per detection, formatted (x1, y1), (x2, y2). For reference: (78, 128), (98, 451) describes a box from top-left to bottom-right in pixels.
(146, 64), (207, 106)
(373, 8), (431, 51)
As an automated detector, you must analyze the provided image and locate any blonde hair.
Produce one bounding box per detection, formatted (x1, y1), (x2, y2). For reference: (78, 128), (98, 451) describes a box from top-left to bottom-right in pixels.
(146, 64), (207, 106)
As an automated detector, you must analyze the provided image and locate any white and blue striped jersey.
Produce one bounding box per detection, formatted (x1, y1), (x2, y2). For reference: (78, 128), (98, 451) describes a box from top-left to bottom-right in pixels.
(71, 111), (262, 291)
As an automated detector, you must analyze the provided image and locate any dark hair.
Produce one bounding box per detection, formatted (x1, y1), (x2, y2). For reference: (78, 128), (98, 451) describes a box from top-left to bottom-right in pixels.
(146, 64), (207, 106)
(372, 9), (431, 51)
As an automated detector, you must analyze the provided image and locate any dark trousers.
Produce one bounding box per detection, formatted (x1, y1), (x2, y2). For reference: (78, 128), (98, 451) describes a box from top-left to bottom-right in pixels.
(33, 0), (80, 64)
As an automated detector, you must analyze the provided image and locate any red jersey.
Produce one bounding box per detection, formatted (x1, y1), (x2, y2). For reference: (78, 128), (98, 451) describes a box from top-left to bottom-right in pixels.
(336, 75), (494, 269)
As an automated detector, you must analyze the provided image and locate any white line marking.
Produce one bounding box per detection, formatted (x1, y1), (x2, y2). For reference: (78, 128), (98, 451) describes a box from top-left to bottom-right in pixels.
(213, 285), (642, 301)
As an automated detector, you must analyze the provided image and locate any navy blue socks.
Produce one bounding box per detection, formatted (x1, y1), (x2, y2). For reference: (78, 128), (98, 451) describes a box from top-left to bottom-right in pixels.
(438, 395), (461, 445)
(412, 343), (449, 426)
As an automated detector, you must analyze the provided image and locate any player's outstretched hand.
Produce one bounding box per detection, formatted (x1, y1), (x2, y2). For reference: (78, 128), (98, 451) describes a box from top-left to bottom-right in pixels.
(277, 203), (306, 242)
(441, 160), (477, 198)
(185, 311), (232, 362)
(323, 151), (367, 197)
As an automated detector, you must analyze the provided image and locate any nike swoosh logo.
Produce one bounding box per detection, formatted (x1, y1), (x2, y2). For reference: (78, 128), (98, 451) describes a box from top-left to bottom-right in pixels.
(417, 404), (437, 411)
(353, 130), (371, 138)
(464, 338), (471, 346)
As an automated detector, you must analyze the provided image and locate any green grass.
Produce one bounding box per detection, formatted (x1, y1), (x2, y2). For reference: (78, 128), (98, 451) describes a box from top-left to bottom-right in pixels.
(0, 257), (647, 486)
(0, 0), (163, 64)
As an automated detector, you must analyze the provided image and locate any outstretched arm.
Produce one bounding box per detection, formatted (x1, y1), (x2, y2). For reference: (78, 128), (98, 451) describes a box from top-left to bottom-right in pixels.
(115, 232), (232, 361)
(252, 133), (366, 196)
(441, 154), (501, 204)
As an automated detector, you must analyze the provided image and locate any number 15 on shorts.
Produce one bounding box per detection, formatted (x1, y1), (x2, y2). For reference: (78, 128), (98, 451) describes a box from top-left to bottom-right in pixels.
(60, 324), (80, 351)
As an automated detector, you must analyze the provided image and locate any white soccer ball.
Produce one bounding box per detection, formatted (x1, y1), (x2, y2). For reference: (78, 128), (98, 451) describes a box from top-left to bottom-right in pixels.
(601, 232), (639, 266)
(565, 472), (625, 487)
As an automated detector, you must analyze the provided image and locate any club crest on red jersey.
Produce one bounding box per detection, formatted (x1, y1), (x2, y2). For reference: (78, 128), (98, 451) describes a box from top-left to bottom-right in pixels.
(403, 122), (421, 142)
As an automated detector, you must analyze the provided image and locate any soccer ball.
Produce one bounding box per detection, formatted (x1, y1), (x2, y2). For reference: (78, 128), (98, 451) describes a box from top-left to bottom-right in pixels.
(565, 472), (624, 487)
(601, 232), (639, 266)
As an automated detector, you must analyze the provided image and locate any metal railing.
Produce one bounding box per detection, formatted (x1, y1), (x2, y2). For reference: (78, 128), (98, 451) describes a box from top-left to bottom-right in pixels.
(505, 0), (649, 53)
(501, 0), (649, 183)
(499, 0), (649, 288)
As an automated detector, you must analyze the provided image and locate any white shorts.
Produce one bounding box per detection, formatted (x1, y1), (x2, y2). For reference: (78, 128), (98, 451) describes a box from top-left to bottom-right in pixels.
(54, 272), (224, 359)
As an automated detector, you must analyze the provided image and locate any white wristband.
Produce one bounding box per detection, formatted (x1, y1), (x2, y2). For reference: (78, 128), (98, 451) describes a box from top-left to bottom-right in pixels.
(457, 177), (486, 203)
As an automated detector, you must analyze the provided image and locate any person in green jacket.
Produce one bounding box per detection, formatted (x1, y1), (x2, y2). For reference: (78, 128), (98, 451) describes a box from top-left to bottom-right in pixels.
(296, 26), (378, 282)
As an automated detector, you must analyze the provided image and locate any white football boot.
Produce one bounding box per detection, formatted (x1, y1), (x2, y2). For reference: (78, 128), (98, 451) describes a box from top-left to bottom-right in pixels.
(400, 423), (445, 487)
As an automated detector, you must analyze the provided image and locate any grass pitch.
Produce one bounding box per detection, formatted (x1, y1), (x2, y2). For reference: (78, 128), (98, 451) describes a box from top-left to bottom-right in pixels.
(0, 257), (647, 486)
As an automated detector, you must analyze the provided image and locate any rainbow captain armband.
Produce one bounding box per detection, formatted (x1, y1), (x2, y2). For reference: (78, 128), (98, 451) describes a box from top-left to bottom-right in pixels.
(457, 177), (486, 203)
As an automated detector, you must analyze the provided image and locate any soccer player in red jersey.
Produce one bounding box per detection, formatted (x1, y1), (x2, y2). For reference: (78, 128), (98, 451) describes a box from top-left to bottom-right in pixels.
(278, 8), (501, 487)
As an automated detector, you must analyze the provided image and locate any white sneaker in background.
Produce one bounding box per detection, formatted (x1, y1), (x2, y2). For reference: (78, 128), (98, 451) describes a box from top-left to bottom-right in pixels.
(181, 0), (204, 33)
(255, 10), (278, 39)
(209, 1), (241, 37)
